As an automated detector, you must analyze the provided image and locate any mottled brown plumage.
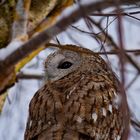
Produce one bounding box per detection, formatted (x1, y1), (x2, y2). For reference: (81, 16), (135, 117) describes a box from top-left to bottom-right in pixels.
(24, 46), (129, 140)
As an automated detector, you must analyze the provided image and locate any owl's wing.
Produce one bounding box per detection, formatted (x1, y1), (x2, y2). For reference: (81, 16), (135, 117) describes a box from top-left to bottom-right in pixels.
(24, 84), (64, 140)
(25, 73), (129, 140)
(64, 73), (129, 139)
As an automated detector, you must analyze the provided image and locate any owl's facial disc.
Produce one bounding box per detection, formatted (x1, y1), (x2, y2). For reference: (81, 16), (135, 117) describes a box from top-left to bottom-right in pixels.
(45, 50), (81, 82)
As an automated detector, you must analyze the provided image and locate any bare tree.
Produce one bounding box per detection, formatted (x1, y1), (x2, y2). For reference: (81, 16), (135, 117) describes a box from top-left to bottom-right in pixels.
(0, 0), (140, 139)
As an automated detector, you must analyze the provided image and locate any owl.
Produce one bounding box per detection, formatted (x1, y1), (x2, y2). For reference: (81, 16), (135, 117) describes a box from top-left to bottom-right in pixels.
(24, 46), (130, 140)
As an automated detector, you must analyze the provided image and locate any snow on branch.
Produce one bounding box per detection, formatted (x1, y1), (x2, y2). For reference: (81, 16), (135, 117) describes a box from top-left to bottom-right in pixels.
(0, 40), (24, 61)
(12, 0), (31, 39)
(0, 0), (31, 64)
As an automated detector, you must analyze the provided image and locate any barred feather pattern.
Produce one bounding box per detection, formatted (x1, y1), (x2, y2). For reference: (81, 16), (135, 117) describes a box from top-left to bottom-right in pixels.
(24, 48), (129, 140)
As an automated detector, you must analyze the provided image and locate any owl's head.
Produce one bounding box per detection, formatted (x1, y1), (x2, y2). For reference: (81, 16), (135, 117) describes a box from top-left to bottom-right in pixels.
(44, 46), (108, 82)
(45, 49), (83, 82)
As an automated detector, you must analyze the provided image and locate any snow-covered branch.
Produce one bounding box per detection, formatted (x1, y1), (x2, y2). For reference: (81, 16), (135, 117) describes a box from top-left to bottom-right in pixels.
(12, 0), (31, 39)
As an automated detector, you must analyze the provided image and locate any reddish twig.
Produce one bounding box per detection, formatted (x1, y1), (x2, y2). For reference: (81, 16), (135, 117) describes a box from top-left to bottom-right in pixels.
(90, 11), (140, 17)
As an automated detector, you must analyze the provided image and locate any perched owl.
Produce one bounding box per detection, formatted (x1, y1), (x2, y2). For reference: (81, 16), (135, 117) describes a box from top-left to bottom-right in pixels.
(24, 46), (130, 140)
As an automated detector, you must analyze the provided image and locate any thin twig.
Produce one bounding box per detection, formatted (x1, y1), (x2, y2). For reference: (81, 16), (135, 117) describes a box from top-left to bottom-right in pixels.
(86, 18), (140, 74)
(90, 11), (140, 17)
(46, 43), (140, 55)
(125, 72), (139, 90)
(117, 8), (126, 87)
(17, 72), (43, 80)
(131, 119), (140, 133)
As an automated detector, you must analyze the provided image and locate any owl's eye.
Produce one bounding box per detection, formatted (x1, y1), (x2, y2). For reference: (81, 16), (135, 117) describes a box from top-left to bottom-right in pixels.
(58, 61), (73, 69)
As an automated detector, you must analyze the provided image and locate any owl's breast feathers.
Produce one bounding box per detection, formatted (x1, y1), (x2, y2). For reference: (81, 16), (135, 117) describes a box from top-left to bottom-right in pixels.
(25, 71), (129, 140)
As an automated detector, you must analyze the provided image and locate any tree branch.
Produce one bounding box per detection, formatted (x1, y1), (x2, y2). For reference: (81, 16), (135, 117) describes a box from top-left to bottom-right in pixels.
(12, 0), (31, 39)
(0, 0), (139, 69)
